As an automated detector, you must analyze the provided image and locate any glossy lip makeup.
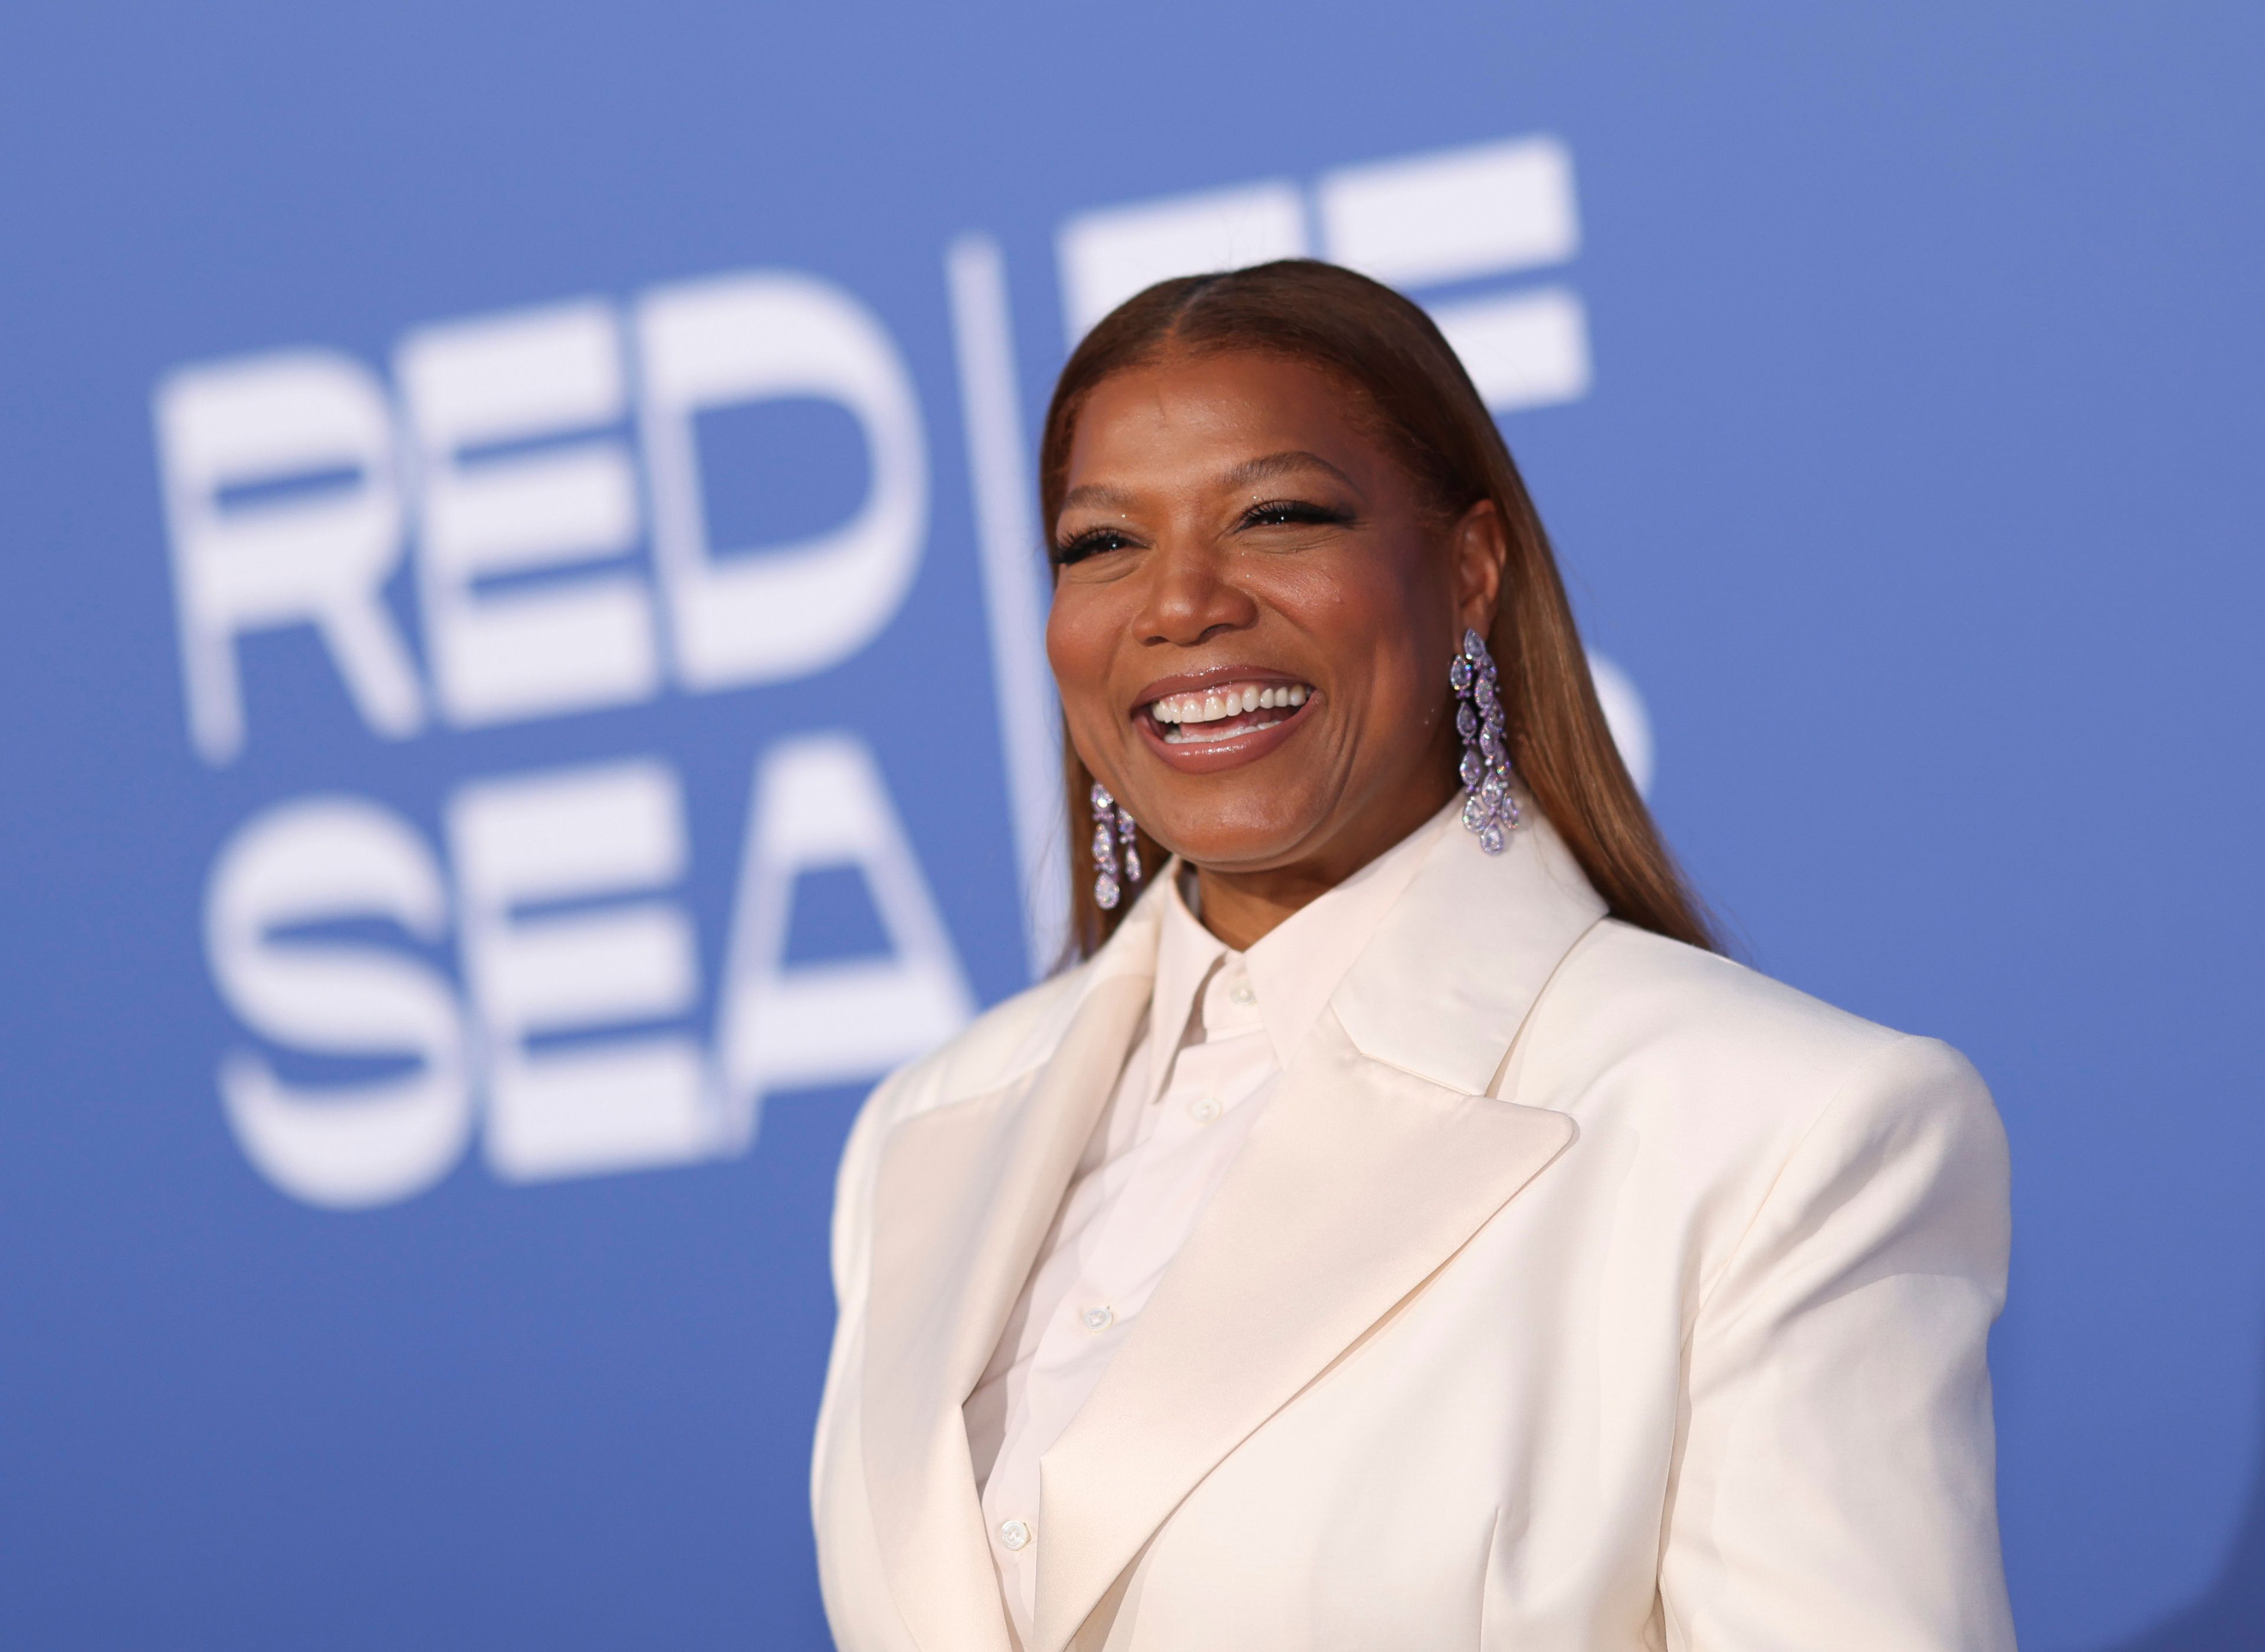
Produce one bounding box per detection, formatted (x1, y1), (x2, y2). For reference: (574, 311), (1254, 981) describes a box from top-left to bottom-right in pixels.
(1131, 665), (1317, 774)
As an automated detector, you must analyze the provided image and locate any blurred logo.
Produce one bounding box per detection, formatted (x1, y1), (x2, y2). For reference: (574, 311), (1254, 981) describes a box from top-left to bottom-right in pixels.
(151, 134), (1626, 1209)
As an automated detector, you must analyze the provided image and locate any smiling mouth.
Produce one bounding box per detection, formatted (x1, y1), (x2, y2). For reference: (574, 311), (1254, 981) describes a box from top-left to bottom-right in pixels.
(1142, 680), (1313, 745)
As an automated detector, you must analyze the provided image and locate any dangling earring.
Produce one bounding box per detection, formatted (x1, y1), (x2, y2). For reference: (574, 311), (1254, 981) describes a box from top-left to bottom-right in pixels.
(1450, 627), (1521, 855)
(1090, 781), (1144, 910)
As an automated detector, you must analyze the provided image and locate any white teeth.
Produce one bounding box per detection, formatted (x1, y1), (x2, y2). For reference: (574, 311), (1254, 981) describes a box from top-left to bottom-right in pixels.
(1146, 681), (1313, 727)
(1164, 717), (1284, 745)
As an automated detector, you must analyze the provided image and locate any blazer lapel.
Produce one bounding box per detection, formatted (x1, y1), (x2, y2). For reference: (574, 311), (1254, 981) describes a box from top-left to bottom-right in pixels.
(1030, 814), (1608, 1651)
(859, 907), (1161, 1652)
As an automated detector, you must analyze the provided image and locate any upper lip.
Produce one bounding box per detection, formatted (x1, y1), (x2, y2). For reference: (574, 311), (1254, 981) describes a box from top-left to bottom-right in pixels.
(1130, 664), (1312, 714)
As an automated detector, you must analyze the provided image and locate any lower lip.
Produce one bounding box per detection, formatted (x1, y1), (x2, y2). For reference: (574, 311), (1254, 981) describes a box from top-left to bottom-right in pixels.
(1135, 697), (1315, 773)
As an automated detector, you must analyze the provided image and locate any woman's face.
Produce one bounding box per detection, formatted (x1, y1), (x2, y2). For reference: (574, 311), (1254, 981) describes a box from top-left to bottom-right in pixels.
(1047, 348), (1505, 886)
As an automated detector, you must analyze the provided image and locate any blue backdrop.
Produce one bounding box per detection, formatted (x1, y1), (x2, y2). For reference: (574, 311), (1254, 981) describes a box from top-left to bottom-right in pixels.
(2, 4), (2259, 1647)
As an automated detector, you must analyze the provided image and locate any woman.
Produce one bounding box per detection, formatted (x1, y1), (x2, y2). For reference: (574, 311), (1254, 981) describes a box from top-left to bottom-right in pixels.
(812, 261), (2014, 1651)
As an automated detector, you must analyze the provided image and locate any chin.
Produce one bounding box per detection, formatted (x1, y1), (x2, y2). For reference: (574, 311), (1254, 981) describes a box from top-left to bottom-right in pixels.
(1144, 806), (1326, 875)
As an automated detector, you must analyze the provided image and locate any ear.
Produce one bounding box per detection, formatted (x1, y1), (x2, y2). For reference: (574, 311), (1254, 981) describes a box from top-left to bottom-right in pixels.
(1450, 498), (1509, 636)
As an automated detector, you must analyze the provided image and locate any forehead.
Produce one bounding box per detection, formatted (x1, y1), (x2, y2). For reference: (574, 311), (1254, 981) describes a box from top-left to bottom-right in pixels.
(1061, 349), (1387, 494)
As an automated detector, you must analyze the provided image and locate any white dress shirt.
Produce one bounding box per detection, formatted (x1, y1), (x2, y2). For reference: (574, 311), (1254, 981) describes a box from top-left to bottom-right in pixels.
(963, 802), (1453, 1646)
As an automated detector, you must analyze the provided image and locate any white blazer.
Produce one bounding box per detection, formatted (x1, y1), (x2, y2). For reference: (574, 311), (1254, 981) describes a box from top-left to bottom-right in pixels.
(811, 814), (2015, 1651)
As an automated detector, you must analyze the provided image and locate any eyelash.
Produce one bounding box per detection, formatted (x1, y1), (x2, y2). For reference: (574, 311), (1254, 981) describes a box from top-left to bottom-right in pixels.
(1051, 527), (1132, 566)
(1051, 498), (1354, 566)
(1242, 497), (1353, 531)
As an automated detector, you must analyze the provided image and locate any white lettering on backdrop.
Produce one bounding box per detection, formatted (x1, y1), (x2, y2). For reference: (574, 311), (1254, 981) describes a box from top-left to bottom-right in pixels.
(450, 760), (711, 1183)
(156, 352), (425, 764)
(205, 797), (469, 1208)
(639, 272), (930, 691)
(400, 300), (657, 727)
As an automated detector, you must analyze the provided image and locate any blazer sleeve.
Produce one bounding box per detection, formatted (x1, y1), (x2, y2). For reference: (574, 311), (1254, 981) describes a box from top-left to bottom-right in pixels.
(809, 1068), (923, 1652)
(827, 1067), (906, 1316)
(1658, 1034), (2017, 1652)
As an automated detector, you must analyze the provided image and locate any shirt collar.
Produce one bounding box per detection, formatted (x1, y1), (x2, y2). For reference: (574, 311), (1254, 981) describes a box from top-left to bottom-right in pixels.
(1146, 875), (1229, 1091)
(1150, 795), (1465, 1073)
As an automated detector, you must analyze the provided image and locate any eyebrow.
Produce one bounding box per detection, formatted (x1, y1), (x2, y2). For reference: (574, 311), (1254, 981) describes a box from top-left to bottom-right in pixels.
(1217, 449), (1365, 497)
(1058, 481), (1143, 514)
(1057, 449), (1365, 516)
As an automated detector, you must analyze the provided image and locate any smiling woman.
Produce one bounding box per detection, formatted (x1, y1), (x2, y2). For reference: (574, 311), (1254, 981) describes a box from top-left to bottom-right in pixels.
(1038, 267), (1706, 961)
(812, 262), (2016, 1652)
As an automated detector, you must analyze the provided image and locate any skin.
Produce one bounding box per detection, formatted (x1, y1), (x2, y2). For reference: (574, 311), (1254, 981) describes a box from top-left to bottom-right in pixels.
(1046, 348), (1508, 951)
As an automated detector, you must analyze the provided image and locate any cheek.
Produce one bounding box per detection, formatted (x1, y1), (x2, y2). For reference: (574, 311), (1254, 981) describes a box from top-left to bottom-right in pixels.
(1043, 586), (1102, 682)
(1347, 629), (1437, 732)
(1291, 555), (1455, 731)
(1043, 587), (1124, 736)
(1273, 548), (1439, 674)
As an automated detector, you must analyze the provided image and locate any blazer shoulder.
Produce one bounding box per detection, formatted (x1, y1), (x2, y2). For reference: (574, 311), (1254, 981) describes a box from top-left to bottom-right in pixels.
(1521, 925), (2004, 1291)
(861, 958), (1097, 1132)
(1529, 920), (1988, 1130)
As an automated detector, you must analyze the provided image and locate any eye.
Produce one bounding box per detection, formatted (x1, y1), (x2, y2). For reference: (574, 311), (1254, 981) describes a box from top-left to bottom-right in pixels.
(1240, 497), (1355, 531)
(1051, 526), (1138, 566)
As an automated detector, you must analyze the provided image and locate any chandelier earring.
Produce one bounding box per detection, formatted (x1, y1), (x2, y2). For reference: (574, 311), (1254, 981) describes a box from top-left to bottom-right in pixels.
(1450, 627), (1522, 855)
(1089, 781), (1143, 910)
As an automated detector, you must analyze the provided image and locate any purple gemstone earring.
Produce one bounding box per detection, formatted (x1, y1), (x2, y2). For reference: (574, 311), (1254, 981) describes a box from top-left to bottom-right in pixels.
(1090, 781), (1143, 909)
(1450, 628), (1521, 854)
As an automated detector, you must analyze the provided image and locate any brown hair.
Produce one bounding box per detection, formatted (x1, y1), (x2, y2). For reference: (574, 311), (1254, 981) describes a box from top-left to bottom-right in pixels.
(1045, 259), (1714, 960)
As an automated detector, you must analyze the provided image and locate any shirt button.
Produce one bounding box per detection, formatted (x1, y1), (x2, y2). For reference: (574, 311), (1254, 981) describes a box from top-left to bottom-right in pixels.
(1227, 979), (1256, 1006)
(1188, 1095), (1221, 1124)
(1080, 1304), (1115, 1332)
(999, 1519), (1033, 1551)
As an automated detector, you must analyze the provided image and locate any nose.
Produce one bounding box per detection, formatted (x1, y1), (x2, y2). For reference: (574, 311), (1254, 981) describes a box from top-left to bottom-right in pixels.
(1134, 534), (1258, 649)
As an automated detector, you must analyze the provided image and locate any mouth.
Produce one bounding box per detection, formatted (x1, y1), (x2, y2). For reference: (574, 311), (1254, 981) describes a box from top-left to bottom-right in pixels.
(1134, 675), (1316, 764)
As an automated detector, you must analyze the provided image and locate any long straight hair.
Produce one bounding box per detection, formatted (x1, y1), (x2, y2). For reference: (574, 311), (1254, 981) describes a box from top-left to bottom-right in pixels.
(1043, 259), (1714, 960)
